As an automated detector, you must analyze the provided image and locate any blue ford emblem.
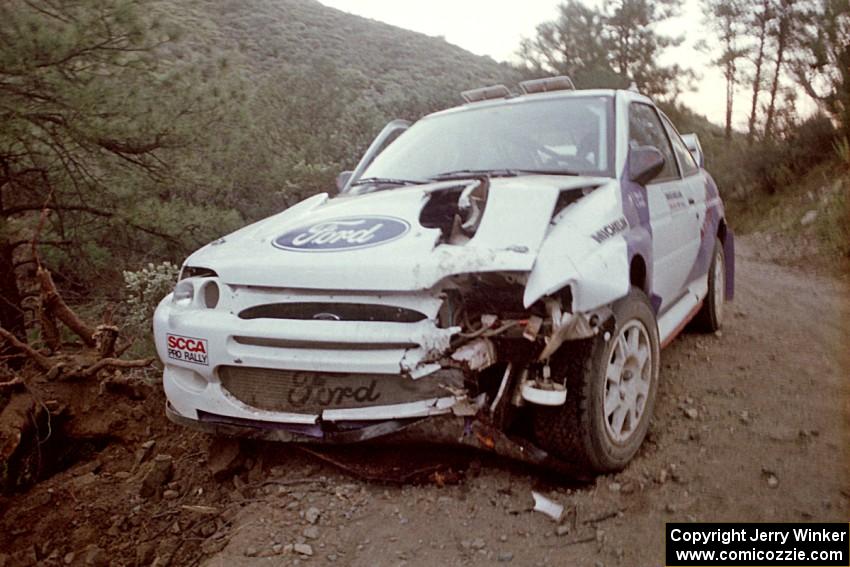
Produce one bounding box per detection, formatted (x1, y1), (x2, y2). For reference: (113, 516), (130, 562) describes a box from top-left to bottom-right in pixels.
(273, 216), (410, 251)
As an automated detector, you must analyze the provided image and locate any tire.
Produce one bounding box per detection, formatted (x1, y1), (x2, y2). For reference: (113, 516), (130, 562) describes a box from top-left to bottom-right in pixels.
(691, 240), (725, 332)
(532, 287), (660, 473)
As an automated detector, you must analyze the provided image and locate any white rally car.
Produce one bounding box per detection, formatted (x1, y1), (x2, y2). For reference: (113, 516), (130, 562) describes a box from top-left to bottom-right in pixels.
(154, 77), (734, 473)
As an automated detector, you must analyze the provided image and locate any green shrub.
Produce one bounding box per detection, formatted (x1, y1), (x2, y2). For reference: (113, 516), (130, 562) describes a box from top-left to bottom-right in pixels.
(123, 261), (180, 333)
(817, 179), (850, 259)
(740, 114), (837, 195)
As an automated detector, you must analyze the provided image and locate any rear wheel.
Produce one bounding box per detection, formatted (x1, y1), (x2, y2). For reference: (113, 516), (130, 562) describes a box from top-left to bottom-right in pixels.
(692, 241), (725, 332)
(532, 288), (660, 472)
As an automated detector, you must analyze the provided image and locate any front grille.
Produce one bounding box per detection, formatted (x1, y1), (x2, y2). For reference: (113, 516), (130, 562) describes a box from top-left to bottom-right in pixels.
(232, 337), (418, 351)
(238, 302), (426, 323)
(219, 366), (462, 414)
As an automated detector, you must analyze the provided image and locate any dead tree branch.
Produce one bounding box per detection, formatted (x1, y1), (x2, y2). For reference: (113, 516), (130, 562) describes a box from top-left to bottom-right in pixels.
(67, 357), (154, 380)
(37, 267), (96, 346)
(0, 375), (25, 391)
(0, 326), (52, 370)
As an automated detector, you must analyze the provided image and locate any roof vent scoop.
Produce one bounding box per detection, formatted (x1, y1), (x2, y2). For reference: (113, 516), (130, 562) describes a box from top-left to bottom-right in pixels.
(518, 76), (575, 94)
(461, 84), (510, 103)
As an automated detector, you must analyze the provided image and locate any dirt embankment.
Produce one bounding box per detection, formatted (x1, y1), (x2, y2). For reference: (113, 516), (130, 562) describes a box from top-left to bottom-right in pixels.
(1, 237), (848, 567)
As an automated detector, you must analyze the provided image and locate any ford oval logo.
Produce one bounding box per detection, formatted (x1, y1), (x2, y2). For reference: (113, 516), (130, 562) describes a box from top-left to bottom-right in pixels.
(273, 216), (410, 252)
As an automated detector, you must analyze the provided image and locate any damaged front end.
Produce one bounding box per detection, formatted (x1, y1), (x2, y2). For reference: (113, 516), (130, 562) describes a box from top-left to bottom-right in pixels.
(159, 265), (611, 476)
(155, 169), (618, 474)
(426, 271), (614, 430)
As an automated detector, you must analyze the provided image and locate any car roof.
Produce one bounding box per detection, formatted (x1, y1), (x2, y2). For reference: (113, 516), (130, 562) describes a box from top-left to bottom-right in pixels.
(425, 88), (654, 120)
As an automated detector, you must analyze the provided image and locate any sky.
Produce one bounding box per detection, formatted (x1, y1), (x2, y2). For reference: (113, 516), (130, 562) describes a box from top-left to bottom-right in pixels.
(317, 0), (736, 127)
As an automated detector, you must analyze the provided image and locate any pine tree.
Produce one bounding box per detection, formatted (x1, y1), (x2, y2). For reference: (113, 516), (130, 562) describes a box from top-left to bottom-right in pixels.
(763, 0), (800, 139)
(791, 0), (850, 137)
(517, 0), (690, 97)
(0, 0), (227, 335)
(604, 0), (690, 97)
(517, 0), (624, 88)
(701, 0), (748, 139)
(745, 0), (774, 142)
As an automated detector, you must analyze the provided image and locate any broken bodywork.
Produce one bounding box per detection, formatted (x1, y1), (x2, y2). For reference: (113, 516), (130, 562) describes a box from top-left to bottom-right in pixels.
(154, 174), (623, 463)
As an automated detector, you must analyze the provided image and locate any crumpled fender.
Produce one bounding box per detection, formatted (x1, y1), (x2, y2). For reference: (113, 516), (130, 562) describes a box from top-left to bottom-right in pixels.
(523, 236), (630, 311)
(523, 182), (630, 311)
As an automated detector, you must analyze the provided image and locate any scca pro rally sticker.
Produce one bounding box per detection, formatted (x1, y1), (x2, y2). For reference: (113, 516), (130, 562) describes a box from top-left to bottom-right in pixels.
(273, 216), (410, 252)
(166, 334), (209, 366)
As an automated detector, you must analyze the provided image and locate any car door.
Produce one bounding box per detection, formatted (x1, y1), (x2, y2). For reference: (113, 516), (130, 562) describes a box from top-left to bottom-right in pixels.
(658, 113), (708, 291)
(627, 103), (700, 313)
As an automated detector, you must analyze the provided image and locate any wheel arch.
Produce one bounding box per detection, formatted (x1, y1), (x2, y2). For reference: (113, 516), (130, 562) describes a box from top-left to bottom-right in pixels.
(629, 254), (648, 295)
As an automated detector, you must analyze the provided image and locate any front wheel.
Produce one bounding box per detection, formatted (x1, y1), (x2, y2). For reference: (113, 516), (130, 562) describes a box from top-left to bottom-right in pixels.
(532, 288), (660, 473)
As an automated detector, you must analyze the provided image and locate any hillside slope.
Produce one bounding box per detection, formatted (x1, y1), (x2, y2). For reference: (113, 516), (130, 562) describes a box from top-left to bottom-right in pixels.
(728, 159), (850, 274)
(53, 0), (733, 278)
(158, 0), (519, 111)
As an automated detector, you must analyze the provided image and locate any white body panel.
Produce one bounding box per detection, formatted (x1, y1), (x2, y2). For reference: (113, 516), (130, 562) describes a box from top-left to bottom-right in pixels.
(185, 177), (592, 291)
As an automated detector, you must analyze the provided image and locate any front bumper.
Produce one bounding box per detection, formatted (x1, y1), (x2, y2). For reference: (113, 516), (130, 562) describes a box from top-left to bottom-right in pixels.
(153, 282), (471, 428)
(165, 402), (590, 479)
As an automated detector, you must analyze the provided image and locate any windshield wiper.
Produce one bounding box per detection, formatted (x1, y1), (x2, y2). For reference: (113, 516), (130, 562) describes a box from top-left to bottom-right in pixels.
(350, 176), (424, 187)
(430, 169), (519, 180)
(430, 168), (581, 181)
(513, 168), (581, 176)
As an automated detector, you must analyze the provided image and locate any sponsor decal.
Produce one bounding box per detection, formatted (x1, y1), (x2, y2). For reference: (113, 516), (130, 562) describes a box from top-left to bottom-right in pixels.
(627, 190), (647, 211)
(286, 374), (380, 407)
(166, 334), (209, 366)
(664, 190), (688, 212)
(273, 216), (410, 251)
(591, 216), (629, 243)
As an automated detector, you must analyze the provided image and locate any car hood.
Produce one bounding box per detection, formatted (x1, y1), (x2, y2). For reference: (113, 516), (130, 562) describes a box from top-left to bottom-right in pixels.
(185, 175), (609, 291)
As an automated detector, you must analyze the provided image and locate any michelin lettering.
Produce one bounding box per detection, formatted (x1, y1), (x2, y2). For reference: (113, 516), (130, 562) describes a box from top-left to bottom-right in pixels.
(591, 217), (629, 243)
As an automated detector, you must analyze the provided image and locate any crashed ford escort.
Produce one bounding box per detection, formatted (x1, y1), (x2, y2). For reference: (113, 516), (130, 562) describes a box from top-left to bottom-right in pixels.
(154, 77), (734, 473)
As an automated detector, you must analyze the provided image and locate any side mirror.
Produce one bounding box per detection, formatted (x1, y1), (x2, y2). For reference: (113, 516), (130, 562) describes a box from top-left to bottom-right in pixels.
(336, 171), (353, 193)
(629, 145), (666, 185)
(681, 133), (704, 168)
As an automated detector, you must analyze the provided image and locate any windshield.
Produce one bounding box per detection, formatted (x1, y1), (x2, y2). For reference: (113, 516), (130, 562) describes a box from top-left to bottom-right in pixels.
(358, 95), (615, 185)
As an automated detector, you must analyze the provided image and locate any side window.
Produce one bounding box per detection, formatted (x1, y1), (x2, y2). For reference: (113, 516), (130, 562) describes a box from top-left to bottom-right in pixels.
(628, 103), (679, 182)
(661, 115), (700, 177)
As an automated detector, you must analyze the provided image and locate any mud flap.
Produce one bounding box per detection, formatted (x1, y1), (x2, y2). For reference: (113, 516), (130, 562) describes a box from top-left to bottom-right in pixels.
(724, 229), (735, 301)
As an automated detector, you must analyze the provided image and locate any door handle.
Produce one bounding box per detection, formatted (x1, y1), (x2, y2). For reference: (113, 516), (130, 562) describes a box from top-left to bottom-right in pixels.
(688, 198), (695, 205)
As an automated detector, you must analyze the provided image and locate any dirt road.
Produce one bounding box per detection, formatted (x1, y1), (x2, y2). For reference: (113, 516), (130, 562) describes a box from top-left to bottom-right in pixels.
(200, 240), (850, 566)
(1, 238), (847, 567)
